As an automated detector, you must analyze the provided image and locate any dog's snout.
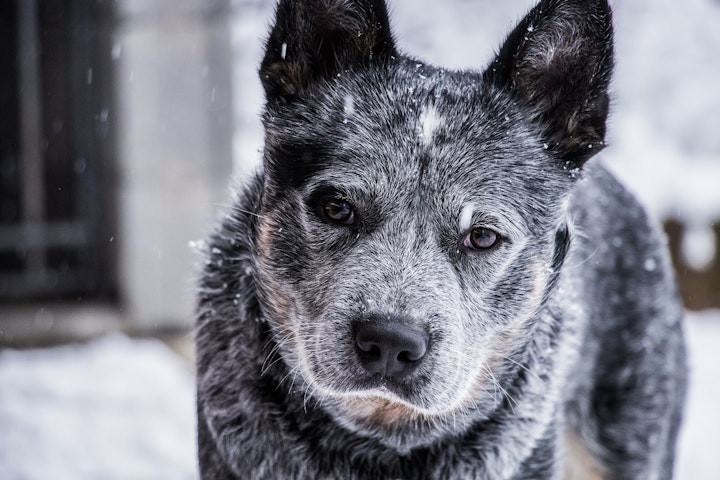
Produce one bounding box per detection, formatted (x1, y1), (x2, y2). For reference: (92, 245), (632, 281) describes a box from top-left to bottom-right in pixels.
(354, 319), (428, 379)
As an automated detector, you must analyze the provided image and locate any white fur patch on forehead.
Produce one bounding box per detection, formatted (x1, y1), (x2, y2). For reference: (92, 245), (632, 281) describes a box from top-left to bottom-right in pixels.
(343, 95), (355, 116)
(459, 205), (475, 232)
(419, 104), (442, 146)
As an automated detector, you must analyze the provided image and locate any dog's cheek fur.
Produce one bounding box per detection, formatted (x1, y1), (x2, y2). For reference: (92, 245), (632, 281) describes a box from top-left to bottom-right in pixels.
(255, 209), (305, 369)
(255, 199), (349, 386)
(453, 237), (559, 395)
(256, 193), (379, 394)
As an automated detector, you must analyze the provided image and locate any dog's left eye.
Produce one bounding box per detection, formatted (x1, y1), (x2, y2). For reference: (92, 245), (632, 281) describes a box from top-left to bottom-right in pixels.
(323, 199), (356, 225)
(464, 227), (499, 250)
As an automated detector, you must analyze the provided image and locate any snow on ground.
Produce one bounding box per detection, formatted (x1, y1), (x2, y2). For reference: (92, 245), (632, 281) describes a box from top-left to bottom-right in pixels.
(0, 313), (718, 479)
(677, 311), (720, 479)
(0, 335), (197, 480)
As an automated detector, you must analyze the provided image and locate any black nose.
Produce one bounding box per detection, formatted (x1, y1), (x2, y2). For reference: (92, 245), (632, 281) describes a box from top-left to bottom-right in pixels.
(354, 318), (428, 380)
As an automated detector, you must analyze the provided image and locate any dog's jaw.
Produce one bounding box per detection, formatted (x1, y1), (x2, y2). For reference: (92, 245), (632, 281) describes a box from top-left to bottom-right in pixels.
(325, 393), (485, 452)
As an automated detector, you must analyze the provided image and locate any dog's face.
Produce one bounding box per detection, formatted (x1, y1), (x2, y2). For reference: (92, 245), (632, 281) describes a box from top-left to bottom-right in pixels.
(254, 0), (612, 445)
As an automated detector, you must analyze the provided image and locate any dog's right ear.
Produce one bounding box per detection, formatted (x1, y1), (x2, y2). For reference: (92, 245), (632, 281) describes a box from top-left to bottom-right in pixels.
(484, 0), (614, 166)
(260, 0), (396, 102)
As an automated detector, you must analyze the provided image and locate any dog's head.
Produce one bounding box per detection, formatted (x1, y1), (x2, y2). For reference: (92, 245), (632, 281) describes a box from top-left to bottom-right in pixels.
(254, 0), (612, 446)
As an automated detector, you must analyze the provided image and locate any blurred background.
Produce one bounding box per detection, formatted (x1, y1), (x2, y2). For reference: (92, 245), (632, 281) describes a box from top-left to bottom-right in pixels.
(0, 0), (718, 478)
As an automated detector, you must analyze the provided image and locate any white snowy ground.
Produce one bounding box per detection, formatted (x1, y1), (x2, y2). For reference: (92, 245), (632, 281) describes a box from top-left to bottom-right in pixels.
(1, 0), (718, 478)
(0, 335), (197, 479)
(0, 312), (718, 479)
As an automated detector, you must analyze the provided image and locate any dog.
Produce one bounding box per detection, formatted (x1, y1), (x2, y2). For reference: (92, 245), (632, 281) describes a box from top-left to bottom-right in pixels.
(195, 0), (687, 478)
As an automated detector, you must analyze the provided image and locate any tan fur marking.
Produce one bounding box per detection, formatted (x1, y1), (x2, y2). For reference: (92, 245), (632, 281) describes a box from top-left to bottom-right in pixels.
(527, 260), (550, 312)
(343, 396), (421, 427)
(256, 214), (276, 260)
(463, 353), (503, 407)
(454, 262), (551, 417)
(256, 212), (295, 338)
(564, 430), (606, 480)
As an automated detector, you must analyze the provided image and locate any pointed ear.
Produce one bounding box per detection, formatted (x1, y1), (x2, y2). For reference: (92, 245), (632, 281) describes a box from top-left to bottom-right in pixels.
(260, 0), (396, 101)
(484, 0), (614, 165)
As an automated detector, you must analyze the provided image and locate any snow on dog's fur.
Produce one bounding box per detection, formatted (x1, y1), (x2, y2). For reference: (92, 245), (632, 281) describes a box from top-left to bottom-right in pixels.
(196, 0), (687, 478)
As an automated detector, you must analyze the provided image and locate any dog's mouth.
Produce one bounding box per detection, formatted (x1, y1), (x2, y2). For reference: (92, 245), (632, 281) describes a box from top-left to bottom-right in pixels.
(338, 392), (427, 426)
(306, 363), (431, 410)
(331, 382), (484, 433)
(347, 374), (423, 404)
(309, 356), (471, 421)
(298, 350), (449, 419)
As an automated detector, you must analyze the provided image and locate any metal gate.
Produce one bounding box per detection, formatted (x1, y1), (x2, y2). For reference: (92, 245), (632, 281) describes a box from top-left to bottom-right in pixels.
(0, 0), (115, 300)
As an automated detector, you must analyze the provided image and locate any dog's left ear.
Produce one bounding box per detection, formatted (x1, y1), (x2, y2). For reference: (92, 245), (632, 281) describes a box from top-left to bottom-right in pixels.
(484, 0), (614, 166)
(260, 0), (396, 102)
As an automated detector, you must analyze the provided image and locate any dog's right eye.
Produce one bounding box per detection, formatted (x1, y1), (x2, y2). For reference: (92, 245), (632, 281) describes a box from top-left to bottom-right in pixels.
(463, 227), (500, 250)
(323, 199), (356, 225)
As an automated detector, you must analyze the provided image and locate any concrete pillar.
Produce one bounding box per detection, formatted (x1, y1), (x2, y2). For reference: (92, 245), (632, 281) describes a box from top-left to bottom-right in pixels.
(114, 0), (233, 329)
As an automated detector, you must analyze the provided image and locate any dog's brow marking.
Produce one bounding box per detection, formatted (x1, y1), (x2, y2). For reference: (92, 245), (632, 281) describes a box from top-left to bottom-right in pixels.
(459, 205), (474, 231)
(419, 104), (442, 146)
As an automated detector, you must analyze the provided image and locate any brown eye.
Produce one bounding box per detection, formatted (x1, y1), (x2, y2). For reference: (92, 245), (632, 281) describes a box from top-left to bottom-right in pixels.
(464, 227), (499, 250)
(324, 199), (355, 225)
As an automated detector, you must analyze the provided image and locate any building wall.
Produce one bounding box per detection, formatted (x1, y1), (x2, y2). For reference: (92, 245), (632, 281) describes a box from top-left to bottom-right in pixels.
(114, 0), (233, 329)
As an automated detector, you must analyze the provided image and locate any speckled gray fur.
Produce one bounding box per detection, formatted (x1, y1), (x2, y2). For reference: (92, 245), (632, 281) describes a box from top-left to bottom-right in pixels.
(195, 0), (687, 478)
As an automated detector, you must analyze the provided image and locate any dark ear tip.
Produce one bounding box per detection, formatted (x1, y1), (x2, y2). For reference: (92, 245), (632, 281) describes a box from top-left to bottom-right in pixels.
(485, 0), (614, 167)
(260, 60), (300, 99)
(259, 0), (396, 101)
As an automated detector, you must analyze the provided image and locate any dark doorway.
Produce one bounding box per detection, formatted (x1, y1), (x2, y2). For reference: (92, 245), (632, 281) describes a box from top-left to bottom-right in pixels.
(0, 0), (116, 301)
